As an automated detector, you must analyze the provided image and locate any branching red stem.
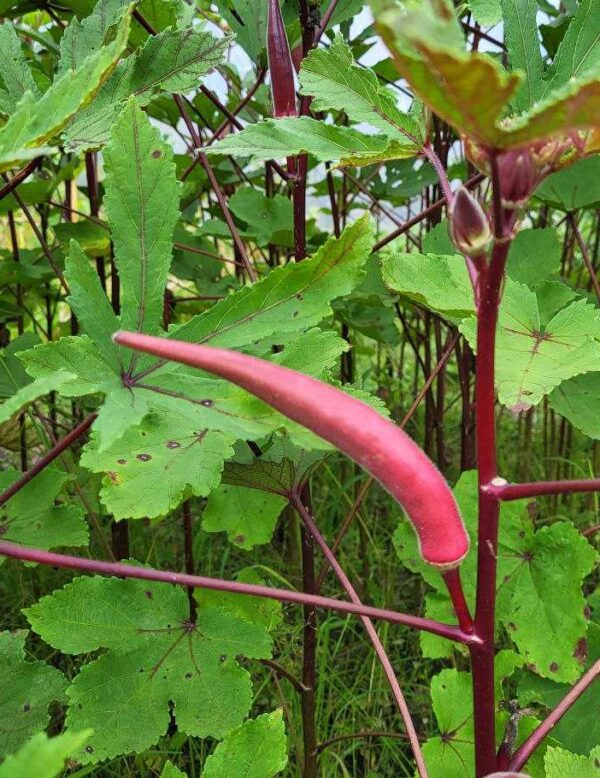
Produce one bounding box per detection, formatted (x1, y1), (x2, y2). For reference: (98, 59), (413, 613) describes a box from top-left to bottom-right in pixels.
(0, 541), (476, 643)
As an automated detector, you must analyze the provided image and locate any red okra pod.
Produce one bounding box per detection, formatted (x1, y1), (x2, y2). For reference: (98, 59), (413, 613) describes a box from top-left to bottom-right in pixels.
(267, 0), (298, 118)
(114, 332), (469, 569)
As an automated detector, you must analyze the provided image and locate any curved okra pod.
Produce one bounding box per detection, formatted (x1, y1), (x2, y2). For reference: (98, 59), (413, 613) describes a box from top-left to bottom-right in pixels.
(114, 332), (470, 569)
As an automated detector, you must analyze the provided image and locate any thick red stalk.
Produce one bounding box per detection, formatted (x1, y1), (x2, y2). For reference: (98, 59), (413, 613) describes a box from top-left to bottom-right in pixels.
(114, 331), (470, 568)
(470, 182), (514, 775)
(292, 494), (429, 778)
(0, 541), (474, 642)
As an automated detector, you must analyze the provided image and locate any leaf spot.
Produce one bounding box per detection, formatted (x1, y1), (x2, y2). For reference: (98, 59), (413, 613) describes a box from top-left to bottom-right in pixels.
(136, 453), (152, 462)
(200, 399), (213, 407)
(166, 440), (181, 449)
(117, 458), (127, 465)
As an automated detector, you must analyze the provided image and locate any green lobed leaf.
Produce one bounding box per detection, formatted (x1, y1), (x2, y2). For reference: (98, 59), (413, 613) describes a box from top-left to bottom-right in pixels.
(103, 97), (180, 338)
(544, 745), (600, 777)
(0, 370), (77, 425)
(0, 631), (66, 757)
(65, 241), (123, 370)
(196, 567), (283, 634)
(502, 0), (544, 111)
(64, 28), (230, 152)
(518, 623), (600, 755)
(0, 732), (92, 778)
(460, 280), (600, 411)
(0, 468), (88, 559)
(0, 13), (130, 170)
(57, 0), (131, 76)
(550, 372), (600, 440)
(80, 411), (235, 519)
(229, 188), (293, 247)
(535, 156), (600, 211)
(207, 116), (416, 167)
(381, 251), (474, 321)
(506, 228), (562, 288)
(202, 710), (288, 778)
(420, 665), (547, 777)
(543, 0), (600, 94)
(162, 215), (372, 357)
(18, 335), (121, 398)
(202, 484), (287, 550)
(0, 22), (39, 115)
(299, 35), (423, 150)
(420, 669), (474, 777)
(25, 575), (273, 763)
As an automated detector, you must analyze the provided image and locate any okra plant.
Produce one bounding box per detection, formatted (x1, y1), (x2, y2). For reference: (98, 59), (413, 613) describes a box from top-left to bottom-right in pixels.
(0, 1), (599, 777)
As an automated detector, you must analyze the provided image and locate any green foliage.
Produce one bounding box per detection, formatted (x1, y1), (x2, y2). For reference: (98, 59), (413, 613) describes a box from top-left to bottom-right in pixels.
(202, 484), (287, 549)
(519, 623), (600, 756)
(0, 731), (92, 778)
(2, 3), (600, 776)
(299, 35), (423, 152)
(103, 98), (180, 337)
(0, 467), (88, 557)
(202, 710), (288, 778)
(0, 14), (131, 170)
(208, 116), (417, 167)
(25, 574), (274, 763)
(64, 27), (230, 152)
(0, 23), (39, 115)
(372, 0), (600, 149)
(544, 745), (600, 777)
(0, 631), (66, 757)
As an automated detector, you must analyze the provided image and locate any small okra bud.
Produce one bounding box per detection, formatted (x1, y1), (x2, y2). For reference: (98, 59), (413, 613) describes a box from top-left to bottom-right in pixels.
(449, 186), (492, 257)
(267, 0), (298, 118)
(497, 149), (537, 208)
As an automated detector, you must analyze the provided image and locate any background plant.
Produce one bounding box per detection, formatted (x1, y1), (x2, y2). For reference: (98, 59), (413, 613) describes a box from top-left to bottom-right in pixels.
(0, 0), (599, 777)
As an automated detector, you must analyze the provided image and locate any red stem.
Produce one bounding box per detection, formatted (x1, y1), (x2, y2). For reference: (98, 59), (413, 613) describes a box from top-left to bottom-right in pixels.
(470, 182), (513, 776)
(486, 478), (600, 501)
(0, 540), (475, 643)
(0, 157), (41, 202)
(508, 658), (600, 771)
(442, 567), (474, 634)
(0, 414), (97, 508)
